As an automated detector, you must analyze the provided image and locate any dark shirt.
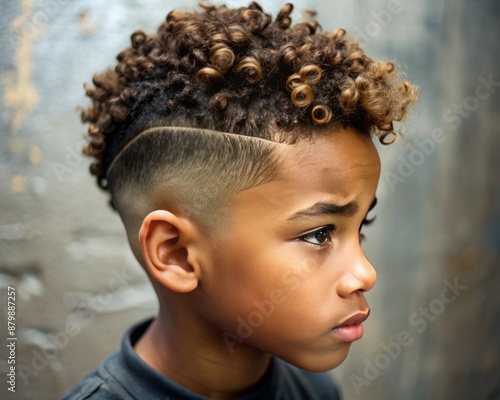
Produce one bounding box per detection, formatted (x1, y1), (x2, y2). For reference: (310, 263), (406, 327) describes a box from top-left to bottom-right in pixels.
(62, 318), (341, 400)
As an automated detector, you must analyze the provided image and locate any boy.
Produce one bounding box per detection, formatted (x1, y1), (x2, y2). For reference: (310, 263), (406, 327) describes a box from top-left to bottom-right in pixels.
(63, 2), (416, 399)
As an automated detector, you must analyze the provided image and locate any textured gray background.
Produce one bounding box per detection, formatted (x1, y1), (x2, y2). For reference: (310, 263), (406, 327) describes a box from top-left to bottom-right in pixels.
(1, 0), (499, 399)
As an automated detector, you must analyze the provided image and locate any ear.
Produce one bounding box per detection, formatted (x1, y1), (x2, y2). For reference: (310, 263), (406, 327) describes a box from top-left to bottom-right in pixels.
(139, 210), (200, 293)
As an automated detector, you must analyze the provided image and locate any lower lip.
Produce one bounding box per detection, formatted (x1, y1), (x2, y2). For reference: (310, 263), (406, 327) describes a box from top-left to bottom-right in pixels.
(332, 323), (364, 342)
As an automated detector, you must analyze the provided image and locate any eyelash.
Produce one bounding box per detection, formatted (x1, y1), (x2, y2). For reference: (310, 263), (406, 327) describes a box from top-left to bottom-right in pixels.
(359, 216), (376, 243)
(299, 224), (336, 247)
(299, 216), (377, 247)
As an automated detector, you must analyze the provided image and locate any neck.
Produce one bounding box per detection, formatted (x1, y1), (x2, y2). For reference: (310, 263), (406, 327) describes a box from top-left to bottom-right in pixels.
(134, 310), (272, 399)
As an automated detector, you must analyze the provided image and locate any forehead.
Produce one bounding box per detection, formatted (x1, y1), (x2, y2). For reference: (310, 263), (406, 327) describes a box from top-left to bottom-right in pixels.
(229, 128), (381, 222)
(275, 128), (380, 200)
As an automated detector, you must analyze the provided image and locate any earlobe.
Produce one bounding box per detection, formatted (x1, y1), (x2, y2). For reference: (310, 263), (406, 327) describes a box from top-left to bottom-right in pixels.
(139, 210), (199, 293)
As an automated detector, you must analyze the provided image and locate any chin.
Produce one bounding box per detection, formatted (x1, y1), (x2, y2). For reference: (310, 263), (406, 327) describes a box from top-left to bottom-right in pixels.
(280, 344), (352, 372)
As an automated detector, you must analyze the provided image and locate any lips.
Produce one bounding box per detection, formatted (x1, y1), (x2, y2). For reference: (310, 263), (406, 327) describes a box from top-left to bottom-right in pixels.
(332, 310), (370, 342)
(337, 310), (370, 327)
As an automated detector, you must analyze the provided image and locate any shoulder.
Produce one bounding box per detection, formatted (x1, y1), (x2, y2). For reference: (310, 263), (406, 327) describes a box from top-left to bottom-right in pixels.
(61, 353), (132, 400)
(61, 318), (155, 400)
(277, 359), (341, 400)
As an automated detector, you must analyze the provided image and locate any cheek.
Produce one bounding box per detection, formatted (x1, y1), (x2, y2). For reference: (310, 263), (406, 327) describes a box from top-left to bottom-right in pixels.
(233, 245), (339, 334)
(200, 234), (342, 342)
(274, 268), (337, 326)
(267, 247), (344, 327)
(198, 240), (282, 323)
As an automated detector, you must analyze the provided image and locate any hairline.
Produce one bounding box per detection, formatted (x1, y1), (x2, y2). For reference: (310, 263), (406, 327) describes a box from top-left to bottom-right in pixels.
(107, 126), (289, 176)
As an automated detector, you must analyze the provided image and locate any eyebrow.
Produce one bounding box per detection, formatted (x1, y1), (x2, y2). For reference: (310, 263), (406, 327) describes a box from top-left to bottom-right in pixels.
(287, 197), (377, 221)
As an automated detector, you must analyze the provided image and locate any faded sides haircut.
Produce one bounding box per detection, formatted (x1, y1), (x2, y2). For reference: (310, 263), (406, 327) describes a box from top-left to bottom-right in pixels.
(107, 126), (281, 232)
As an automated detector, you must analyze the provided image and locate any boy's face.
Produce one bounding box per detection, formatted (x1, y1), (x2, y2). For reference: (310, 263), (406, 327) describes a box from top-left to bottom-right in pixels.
(195, 128), (380, 371)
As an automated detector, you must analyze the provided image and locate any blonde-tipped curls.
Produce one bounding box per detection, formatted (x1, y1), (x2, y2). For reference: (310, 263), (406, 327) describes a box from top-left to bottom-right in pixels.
(287, 65), (322, 109)
(311, 104), (332, 124)
(380, 130), (397, 144)
(291, 84), (314, 108)
(210, 44), (235, 73)
(286, 74), (301, 90)
(196, 67), (224, 86)
(300, 65), (322, 85)
(227, 25), (250, 45)
(235, 57), (262, 84)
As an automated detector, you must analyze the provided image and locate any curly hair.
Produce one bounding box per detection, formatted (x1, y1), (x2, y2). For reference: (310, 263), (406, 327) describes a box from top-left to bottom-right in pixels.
(81, 2), (417, 193)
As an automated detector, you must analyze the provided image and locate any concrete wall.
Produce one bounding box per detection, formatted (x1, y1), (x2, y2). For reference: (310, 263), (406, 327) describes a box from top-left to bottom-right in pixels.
(1, 0), (499, 399)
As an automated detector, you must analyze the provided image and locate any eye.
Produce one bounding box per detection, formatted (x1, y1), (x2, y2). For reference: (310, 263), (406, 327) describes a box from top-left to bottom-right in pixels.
(359, 216), (376, 243)
(299, 225), (336, 246)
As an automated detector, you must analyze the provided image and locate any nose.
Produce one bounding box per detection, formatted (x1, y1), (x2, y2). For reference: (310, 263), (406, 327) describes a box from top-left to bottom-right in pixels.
(337, 245), (377, 298)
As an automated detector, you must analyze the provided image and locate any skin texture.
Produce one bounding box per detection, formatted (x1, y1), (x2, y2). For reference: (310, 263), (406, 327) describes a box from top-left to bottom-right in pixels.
(134, 127), (381, 399)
